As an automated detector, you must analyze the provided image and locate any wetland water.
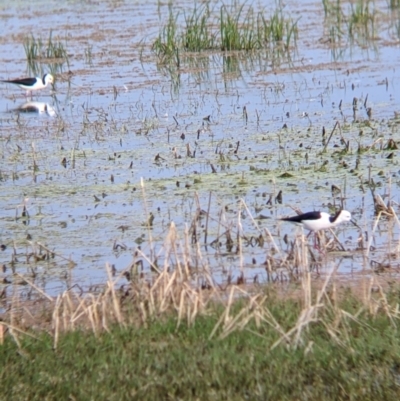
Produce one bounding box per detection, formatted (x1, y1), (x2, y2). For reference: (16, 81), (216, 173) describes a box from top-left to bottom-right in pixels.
(0, 0), (400, 295)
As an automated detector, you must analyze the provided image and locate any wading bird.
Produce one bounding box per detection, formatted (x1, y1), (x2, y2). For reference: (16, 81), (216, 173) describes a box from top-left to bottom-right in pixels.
(1, 73), (54, 97)
(280, 210), (353, 249)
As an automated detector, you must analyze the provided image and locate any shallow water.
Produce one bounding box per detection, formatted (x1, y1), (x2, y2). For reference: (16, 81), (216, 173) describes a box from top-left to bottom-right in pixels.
(1, 0), (400, 295)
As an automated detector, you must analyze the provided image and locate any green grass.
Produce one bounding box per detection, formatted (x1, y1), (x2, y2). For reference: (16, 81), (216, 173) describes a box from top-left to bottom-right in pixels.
(183, 4), (215, 51)
(23, 35), (43, 62)
(220, 3), (259, 51)
(322, 0), (376, 49)
(152, 11), (180, 65)
(349, 0), (376, 40)
(2, 290), (400, 400)
(23, 30), (69, 75)
(24, 31), (69, 62)
(259, 9), (299, 51)
(389, 0), (400, 9)
(152, 3), (298, 64)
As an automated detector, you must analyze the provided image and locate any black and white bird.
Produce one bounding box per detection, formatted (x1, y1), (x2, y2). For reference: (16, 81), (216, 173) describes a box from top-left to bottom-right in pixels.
(280, 210), (353, 249)
(280, 210), (352, 232)
(1, 73), (54, 96)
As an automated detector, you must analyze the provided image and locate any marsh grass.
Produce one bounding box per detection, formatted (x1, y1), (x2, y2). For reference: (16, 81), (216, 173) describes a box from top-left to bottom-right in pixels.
(2, 201), (399, 341)
(183, 4), (215, 51)
(152, 12), (180, 65)
(2, 196), (400, 398)
(2, 275), (400, 400)
(45, 31), (69, 61)
(24, 31), (69, 61)
(322, 0), (379, 53)
(390, 0), (400, 9)
(219, 3), (259, 51)
(23, 30), (70, 74)
(153, 3), (298, 64)
(84, 43), (93, 65)
(23, 36), (43, 62)
(349, 0), (376, 41)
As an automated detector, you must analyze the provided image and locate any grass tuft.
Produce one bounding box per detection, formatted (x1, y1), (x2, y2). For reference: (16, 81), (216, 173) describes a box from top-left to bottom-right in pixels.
(152, 11), (180, 65)
(152, 3), (298, 63)
(23, 30), (69, 75)
(389, 0), (400, 9)
(322, 0), (379, 54)
(349, 0), (376, 40)
(220, 3), (256, 51)
(183, 4), (215, 51)
(24, 31), (69, 62)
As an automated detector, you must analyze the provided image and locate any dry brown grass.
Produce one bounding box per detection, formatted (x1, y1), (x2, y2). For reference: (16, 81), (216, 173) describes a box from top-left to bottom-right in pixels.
(1, 198), (400, 351)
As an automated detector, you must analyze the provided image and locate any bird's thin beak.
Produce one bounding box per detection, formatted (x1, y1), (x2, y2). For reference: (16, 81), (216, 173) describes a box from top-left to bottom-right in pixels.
(351, 219), (360, 229)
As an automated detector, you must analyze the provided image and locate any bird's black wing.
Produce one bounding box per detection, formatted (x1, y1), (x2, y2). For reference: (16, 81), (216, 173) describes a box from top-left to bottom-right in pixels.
(281, 211), (321, 223)
(2, 77), (37, 86)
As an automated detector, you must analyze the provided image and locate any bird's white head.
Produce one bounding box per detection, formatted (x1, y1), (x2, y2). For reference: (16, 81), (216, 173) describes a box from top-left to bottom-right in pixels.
(44, 74), (54, 86)
(337, 210), (352, 224)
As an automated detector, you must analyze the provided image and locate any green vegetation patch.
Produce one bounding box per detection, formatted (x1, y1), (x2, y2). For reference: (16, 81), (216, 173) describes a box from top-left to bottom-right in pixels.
(23, 30), (69, 76)
(153, 3), (298, 64)
(2, 290), (400, 400)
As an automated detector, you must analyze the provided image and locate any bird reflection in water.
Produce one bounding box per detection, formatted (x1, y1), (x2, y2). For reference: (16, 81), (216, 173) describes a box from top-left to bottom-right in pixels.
(17, 102), (56, 117)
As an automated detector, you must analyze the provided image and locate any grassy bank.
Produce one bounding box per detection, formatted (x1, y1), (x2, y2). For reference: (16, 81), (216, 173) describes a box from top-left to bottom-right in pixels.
(2, 285), (400, 400)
